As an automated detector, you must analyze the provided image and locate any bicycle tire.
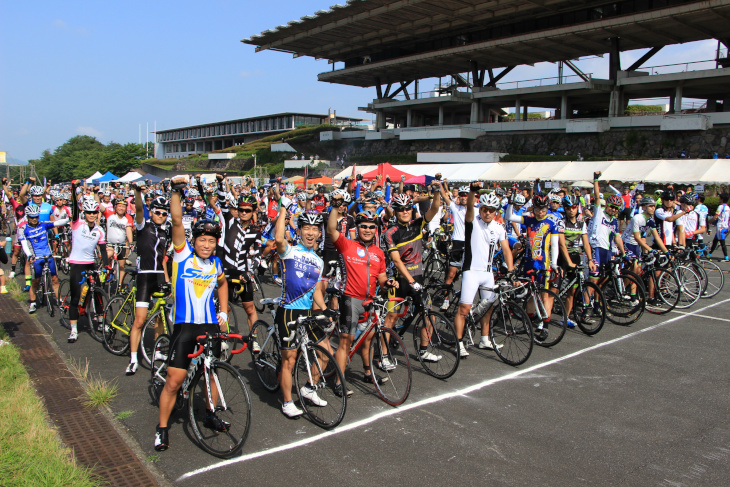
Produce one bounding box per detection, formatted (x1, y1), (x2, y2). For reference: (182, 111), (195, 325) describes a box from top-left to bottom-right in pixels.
(533, 288), (567, 347)
(412, 311), (459, 379)
(572, 281), (606, 335)
(140, 309), (166, 367)
(369, 327), (411, 406)
(219, 304), (242, 364)
(103, 295), (133, 355)
(150, 334), (170, 407)
(294, 343), (346, 429)
(424, 258), (446, 284)
(698, 258), (724, 299)
(602, 274), (645, 325)
(674, 265), (701, 309)
(87, 289), (108, 343)
(489, 299), (533, 366)
(188, 361), (252, 458)
(250, 320), (280, 392)
(688, 261), (709, 298)
(57, 279), (71, 329)
(644, 269), (679, 315)
(44, 272), (55, 317)
(251, 275), (266, 313)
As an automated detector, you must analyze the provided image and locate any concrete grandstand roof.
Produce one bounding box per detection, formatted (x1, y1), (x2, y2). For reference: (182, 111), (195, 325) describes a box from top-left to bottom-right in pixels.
(243, 0), (730, 88)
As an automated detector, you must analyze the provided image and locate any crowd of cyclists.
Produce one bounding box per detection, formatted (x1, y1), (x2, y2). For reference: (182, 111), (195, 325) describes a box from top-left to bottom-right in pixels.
(1, 168), (728, 455)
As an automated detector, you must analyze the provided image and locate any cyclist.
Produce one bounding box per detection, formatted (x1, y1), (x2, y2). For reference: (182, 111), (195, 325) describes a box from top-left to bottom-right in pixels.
(677, 193), (706, 247)
(18, 205), (69, 313)
(653, 189), (686, 249)
(383, 187), (443, 362)
(327, 206), (396, 397)
(506, 190), (560, 341)
(454, 188), (514, 357)
(624, 196), (668, 304)
(27, 185), (53, 222)
(105, 198), (134, 287)
(318, 189), (355, 308)
(155, 177), (229, 452)
(127, 183), (171, 376)
(708, 193), (729, 262)
(181, 196), (199, 240)
(438, 184), (469, 311)
(66, 181), (110, 343)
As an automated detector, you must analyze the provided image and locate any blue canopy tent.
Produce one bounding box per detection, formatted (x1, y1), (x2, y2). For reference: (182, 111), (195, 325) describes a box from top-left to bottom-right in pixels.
(91, 171), (119, 183)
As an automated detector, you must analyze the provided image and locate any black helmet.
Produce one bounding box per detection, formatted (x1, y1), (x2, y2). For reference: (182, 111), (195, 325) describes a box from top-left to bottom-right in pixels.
(355, 210), (378, 224)
(639, 196), (656, 207)
(532, 192), (550, 208)
(562, 194), (579, 207)
(662, 190), (675, 201)
(297, 210), (323, 228)
(150, 196), (169, 210)
(237, 194), (257, 208)
(191, 219), (221, 240)
(679, 193), (696, 205)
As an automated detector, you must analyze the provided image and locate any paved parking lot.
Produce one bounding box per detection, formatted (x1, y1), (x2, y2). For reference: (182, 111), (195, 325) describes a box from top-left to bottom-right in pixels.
(29, 272), (730, 486)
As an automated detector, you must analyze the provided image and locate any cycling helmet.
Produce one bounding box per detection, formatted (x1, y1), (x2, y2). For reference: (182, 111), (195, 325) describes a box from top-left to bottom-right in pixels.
(297, 192), (308, 203)
(478, 192), (500, 208)
(679, 193), (696, 205)
(285, 183), (296, 194)
(188, 188), (199, 197)
(355, 210), (378, 224)
(458, 185), (470, 194)
(549, 193), (562, 203)
(191, 219), (221, 240)
(639, 196), (656, 207)
(562, 194), (579, 207)
(298, 210), (323, 228)
(331, 189), (351, 203)
(149, 196), (169, 211)
(318, 186), (326, 194)
(29, 186), (44, 196)
(514, 194), (526, 206)
(102, 189), (111, 197)
(606, 194), (623, 207)
(184, 196), (195, 205)
(237, 194), (257, 208)
(24, 205), (41, 217)
(392, 193), (412, 208)
(532, 192), (550, 208)
(374, 190), (384, 198)
(495, 188), (505, 197)
(127, 189), (135, 197)
(82, 199), (100, 212)
(661, 189), (675, 200)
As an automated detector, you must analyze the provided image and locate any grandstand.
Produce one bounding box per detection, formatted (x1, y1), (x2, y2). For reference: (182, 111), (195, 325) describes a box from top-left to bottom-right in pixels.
(243, 0), (730, 140)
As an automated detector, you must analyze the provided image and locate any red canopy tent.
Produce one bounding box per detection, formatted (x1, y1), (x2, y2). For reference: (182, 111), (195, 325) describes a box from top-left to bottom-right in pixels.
(361, 163), (414, 182)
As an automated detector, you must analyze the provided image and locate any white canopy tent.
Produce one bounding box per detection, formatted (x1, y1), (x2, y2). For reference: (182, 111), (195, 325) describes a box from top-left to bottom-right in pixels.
(85, 171), (102, 183)
(116, 171), (144, 182)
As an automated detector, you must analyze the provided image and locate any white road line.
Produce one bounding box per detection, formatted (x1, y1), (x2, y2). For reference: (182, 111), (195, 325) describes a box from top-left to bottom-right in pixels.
(670, 310), (730, 323)
(178, 298), (730, 482)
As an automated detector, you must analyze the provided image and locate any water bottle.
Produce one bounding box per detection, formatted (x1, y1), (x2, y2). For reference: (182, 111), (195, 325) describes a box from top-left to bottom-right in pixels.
(354, 320), (367, 341)
(4, 237), (10, 254)
(79, 284), (89, 305)
(472, 298), (491, 320)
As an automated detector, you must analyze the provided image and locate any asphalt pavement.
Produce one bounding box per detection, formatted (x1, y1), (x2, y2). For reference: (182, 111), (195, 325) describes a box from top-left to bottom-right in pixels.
(22, 263), (730, 486)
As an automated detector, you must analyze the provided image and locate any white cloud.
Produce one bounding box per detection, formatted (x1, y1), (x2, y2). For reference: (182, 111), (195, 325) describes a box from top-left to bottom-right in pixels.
(239, 70), (264, 78)
(76, 126), (103, 138)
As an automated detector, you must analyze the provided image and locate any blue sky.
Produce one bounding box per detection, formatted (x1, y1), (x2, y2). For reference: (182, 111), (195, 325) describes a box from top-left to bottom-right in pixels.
(0, 0), (721, 162)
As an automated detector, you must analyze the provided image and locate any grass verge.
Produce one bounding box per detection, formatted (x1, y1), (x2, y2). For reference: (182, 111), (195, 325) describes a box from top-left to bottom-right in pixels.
(0, 329), (101, 486)
(68, 358), (119, 409)
(6, 278), (26, 303)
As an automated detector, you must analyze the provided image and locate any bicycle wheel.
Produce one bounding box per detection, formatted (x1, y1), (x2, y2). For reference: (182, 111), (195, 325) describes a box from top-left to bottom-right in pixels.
(369, 327), (411, 406)
(645, 270), (680, 315)
(250, 320), (280, 392)
(103, 295), (133, 355)
(294, 342), (346, 429)
(44, 273), (56, 317)
(489, 299), (533, 366)
(533, 289), (567, 347)
(412, 311), (459, 379)
(674, 265), (701, 309)
(86, 289), (108, 343)
(572, 282), (606, 335)
(220, 304), (242, 364)
(602, 274), (645, 325)
(251, 275), (266, 313)
(57, 279), (71, 329)
(150, 334), (170, 407)
(188, 361), (252, 458)
(425, 258), (446, 283)
(688, 261), (709, 298)
(140, 310), (165, 367)
(699, 259), (724, 299)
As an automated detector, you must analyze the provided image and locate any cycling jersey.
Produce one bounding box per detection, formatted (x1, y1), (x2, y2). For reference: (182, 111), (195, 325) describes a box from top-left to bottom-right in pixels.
(334, 233), (386, 299)
(622, 212), (656, 246)
(715, 203), (730, 231)
(171, 241), (223, 325)
(217, 211), (260, 274)
(679, 210), (705, 239)
(278, 242), (323, 309)
(28, 201), (53, 222)
(52, 205), (71, 221)
(588, 206), (619, 250)
(181, 208), (198, 231)
(383, 217), (427, 278)
(106, 213), (133, 245)
(135, 220), (171, 273)
(505, 206), (523, 239)
(654, 207), (681, 246)
(68, 219), (106, 264)
(561, 217), (587, 254)
(463, 218), (505, 272)
(449, 202), (467, 241)
(18, 220), (67, 257)
(321, 211), (354, 252)
(522, 215), (560, 270)
(312, 195), (326, 213)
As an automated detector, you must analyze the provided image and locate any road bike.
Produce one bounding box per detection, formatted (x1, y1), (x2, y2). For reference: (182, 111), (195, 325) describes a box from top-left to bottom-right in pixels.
(58, 269), (109, 341)
(556, 263), (606, 335)
(597, 256), (646, 326)
(512, 270), (567, 347)
(33, 255), (59, 316)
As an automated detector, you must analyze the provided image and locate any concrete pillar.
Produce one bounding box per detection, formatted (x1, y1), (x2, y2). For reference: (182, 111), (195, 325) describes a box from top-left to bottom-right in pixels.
(723, 97), (730, 112)
(515, 98), (522, 122)
(438, 105), (444, 126)
(470, 101), (479, 124)
(406, 108), (412, 128)
(560, 95), (568, 120)
(674, 85), (683, 114)
(376, 111), (386, 129)
(523, 104), (528, 121)
(669, 96), (676, 114)
(706, 99), (717, 113)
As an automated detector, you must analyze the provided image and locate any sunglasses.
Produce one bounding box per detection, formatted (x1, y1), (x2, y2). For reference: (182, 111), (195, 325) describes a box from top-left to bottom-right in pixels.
(27, 215), (39, 219)
(566, 204), (579, 209)
(238, 208), (253, 214)
(608, 205), (621, 210)
(358, 224), (377, 230)
(394, 206), (411, 212)
(152, 210), (169, 217)
(85, 211), (99, 215)
(480, 206), (497, 213)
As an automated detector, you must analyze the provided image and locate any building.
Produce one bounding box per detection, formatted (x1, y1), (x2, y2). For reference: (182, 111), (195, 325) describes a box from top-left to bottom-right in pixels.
(243, 0), (730, 141)
(154, 111), (363, 159)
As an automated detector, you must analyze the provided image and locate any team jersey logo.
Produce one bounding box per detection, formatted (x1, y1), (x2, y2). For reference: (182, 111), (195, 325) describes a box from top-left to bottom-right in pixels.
(357, 248), (366, 257)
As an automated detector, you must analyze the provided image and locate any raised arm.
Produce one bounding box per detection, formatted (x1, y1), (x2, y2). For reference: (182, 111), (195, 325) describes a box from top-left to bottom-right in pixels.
(424, 181), (442, 223)
(133, 182), (145, 226)
(169, 176), (188, 248)
(466, 181), (481, 223)
(593, 171), (602, 207)
(439, 179), (453, 206)
(272, 185), (289, 255)
(327, 203), (342, 243)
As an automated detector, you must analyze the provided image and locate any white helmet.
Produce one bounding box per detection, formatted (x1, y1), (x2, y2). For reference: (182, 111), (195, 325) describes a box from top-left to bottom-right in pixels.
(102, 189), (111, 197)
(82, 199), (100, 212)
(331, 189), (351, 203)
(29, 186), (44, 196)
(188, 188), (200, 197)
(285, 183), (296, 194)
(514, 194), (526, 205)
(458, 186), (470, 194)
(479, 192), (501, 208)
(549, 193), (561, 203)
(25, 205), (41, 217)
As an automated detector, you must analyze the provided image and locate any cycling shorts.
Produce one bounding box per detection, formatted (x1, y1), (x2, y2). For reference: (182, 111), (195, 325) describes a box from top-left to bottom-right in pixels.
(459, 270), (496, 306)
(624, 243), (642, 260)
(321, 250), (341, 281)
(226, 269), (254, 303)
(386, 275), (424, 313)
(339, 296), (368, 336)
(528, 268), (559, 290)
(136, 272), (164, 308)
(275, 307), (324, 350)
(619, 207), (633, 221)
(507, 236), (519, 249)
(591, 247), (613, 277)
(32, 257), (57, 277)
(110, 244), (128, 261)
(168, 322), (221, 370)
(449, 240), (465, 268)
(716, 228), (728, 240)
